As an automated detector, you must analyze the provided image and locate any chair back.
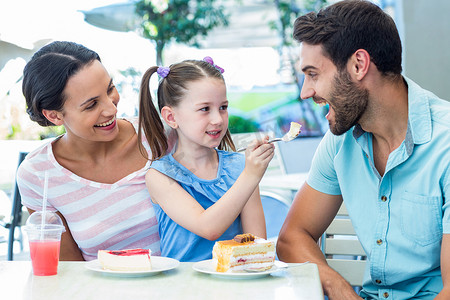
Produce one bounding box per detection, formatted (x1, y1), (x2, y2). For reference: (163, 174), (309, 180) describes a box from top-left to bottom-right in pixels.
(260, 190), (290, 241)
(7, 151), (29, 260)
(276, 136), (323, 174)
(321, 203), (366, 287)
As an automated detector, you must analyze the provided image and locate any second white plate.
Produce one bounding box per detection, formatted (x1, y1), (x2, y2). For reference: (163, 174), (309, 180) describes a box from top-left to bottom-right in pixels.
(85, 256), (180, 277)
(192, 259), (287, 279)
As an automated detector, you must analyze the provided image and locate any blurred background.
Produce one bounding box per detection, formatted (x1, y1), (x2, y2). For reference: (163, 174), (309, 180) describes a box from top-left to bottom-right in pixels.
(1, 0), (449, 249)
(1, 0), (449, 142)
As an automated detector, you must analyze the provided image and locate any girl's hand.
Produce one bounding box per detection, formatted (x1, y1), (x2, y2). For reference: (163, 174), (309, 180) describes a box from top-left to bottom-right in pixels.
(243, 137), (275, 178)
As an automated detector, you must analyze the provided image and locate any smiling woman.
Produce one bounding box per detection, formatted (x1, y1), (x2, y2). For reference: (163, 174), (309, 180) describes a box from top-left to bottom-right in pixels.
(16, 41), (166, 261)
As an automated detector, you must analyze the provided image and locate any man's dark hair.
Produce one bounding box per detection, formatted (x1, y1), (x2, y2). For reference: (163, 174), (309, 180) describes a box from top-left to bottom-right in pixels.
(293, 0), (402, 75)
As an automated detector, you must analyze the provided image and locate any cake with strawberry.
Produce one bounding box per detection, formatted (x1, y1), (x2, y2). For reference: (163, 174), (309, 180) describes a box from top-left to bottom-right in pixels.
(212, 234), (275, 272)
(97, 249), (152, 271)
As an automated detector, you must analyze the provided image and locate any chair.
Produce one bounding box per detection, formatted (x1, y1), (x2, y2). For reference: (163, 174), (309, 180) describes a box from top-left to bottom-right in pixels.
(276, 136), (323, 174)
(260, 190), (291, 241)
(320, 203), (366, 287)
(0, 151), (29, 260)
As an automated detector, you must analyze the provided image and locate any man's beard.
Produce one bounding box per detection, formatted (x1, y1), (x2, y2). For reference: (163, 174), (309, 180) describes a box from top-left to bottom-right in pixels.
(328, 70), (369, 135)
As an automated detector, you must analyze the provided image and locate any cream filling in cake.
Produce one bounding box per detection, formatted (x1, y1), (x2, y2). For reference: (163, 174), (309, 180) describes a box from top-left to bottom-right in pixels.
(287, 122), (302, 139)
(212, 234), (275, 273)
(227, 252), (276, 272)
(98, 249), (152, 271)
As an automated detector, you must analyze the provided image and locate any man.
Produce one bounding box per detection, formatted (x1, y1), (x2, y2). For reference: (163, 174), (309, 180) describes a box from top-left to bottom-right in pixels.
(276, 1), (450, 299)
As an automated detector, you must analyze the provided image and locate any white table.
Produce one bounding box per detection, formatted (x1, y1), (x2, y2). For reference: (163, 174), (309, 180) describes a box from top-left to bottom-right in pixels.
(260, 172), (308, 191)
(0, 261), (324, 300)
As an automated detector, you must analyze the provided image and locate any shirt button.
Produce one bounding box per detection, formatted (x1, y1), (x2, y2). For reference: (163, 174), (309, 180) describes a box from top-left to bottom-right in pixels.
(383, 292), (389, 298)
(377, 239), (383, 245)
(381, 196), (387, 202)
(375, 279), (382, 284)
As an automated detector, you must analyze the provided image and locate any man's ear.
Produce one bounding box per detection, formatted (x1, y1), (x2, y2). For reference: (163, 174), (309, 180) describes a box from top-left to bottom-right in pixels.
(160, 106), (178, 129)
(349, 49), (370, 81)
(42, 109), (64, 126)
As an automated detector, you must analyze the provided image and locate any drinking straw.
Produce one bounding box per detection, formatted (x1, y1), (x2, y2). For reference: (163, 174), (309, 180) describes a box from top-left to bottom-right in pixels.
(40, 171), (49, 240)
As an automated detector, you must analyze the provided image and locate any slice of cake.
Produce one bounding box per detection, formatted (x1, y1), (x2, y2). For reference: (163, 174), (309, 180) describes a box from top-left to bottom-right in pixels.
(97, 249), (152, 271)
(212, 233), (275, 272)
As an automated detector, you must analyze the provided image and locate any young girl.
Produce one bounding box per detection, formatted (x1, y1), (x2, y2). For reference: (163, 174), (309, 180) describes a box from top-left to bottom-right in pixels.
(138, 57), (274, 262)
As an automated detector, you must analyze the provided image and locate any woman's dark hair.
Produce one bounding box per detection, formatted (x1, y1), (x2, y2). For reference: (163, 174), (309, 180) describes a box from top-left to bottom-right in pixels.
(22, 41), (101, 126)
(293, 0), (402, 76)
(138, 59), (235, 161)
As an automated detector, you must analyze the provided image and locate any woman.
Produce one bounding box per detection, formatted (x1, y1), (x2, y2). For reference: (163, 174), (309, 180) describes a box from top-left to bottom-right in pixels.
(17, 41), (167, 260)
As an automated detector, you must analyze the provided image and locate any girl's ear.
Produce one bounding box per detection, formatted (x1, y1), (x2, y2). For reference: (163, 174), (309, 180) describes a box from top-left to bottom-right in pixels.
(42, 109), (64, 126)
(161, 106), (178, 129)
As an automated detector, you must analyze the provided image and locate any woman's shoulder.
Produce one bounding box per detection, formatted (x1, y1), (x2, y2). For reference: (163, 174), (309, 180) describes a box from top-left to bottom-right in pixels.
(20, 139), (55, 170)
(118, 117), (139, 136)
(17, 140), (57, 195)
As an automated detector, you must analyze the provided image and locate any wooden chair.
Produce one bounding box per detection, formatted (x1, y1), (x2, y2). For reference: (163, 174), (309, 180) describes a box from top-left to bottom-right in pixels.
(0, 151), (29, 260)
(320, 203), (366, 287)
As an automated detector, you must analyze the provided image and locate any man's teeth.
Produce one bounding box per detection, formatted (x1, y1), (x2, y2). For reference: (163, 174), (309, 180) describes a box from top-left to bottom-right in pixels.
(95, 117), (115, 127)
(318, 101), (328, 107)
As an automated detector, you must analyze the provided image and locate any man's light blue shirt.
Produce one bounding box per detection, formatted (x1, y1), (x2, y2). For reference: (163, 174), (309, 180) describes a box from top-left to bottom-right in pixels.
(307, 77), (450, 299)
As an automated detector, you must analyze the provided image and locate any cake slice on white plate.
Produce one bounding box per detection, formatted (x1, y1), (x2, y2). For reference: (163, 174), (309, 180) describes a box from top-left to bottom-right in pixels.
(212, 234), (275, 272)
(97, 249), (152, 271)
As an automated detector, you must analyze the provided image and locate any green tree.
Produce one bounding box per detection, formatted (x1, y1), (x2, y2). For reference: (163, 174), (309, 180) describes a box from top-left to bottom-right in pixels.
(135, 0), (230, 65)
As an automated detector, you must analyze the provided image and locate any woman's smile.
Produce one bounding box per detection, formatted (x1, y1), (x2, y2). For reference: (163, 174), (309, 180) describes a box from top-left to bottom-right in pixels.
(94, 116), (117, 130)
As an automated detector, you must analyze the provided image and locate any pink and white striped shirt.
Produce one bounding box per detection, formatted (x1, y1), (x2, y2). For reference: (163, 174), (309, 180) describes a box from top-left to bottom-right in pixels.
(17, 118), (160, 260)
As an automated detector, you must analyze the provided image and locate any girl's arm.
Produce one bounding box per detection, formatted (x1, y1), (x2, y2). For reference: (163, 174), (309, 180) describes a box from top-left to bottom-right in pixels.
(26, 208), (85, 261)
(239, 187), (266, 239)
(146, 140), (274, 241)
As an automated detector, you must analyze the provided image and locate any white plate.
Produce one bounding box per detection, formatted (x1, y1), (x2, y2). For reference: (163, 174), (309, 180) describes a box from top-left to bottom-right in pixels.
(85, 256), (180, 277)
(192, 259), (287, 279)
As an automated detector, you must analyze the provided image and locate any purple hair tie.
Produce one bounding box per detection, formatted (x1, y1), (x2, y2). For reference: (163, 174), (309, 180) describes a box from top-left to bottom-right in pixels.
(157, 66), (170, 78)
(203, 56), (224, 73)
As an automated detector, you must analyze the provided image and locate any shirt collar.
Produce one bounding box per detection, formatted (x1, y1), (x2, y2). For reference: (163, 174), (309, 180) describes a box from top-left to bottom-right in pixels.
(352, 76), (431, 145)
(404, 76), (432, 145)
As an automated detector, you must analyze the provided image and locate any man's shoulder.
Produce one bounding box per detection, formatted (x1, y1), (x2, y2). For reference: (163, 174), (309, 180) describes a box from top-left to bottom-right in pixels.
(429, 97), (450, 129)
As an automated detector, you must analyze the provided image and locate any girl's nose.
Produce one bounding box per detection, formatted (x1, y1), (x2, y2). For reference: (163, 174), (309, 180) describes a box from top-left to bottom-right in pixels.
(210, 110), (223, 125)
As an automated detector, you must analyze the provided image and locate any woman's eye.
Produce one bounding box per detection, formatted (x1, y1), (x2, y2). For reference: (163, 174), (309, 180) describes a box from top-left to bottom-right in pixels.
(220, 105), (228, 110)
(85, 101), (97, 110)
(200, 107), (209, 112)
(108, 85), (116, 94)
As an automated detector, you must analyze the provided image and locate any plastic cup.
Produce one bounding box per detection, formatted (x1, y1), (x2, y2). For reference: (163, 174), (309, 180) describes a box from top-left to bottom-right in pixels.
(25, 211), (65, 276)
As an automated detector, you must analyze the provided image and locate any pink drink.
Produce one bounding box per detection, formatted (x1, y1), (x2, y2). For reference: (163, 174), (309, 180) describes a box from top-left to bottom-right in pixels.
(29, 240), (61, 276)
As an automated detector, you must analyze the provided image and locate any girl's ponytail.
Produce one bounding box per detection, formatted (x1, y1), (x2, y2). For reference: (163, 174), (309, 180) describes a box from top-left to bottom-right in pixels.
(138, 67), (168, 160)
